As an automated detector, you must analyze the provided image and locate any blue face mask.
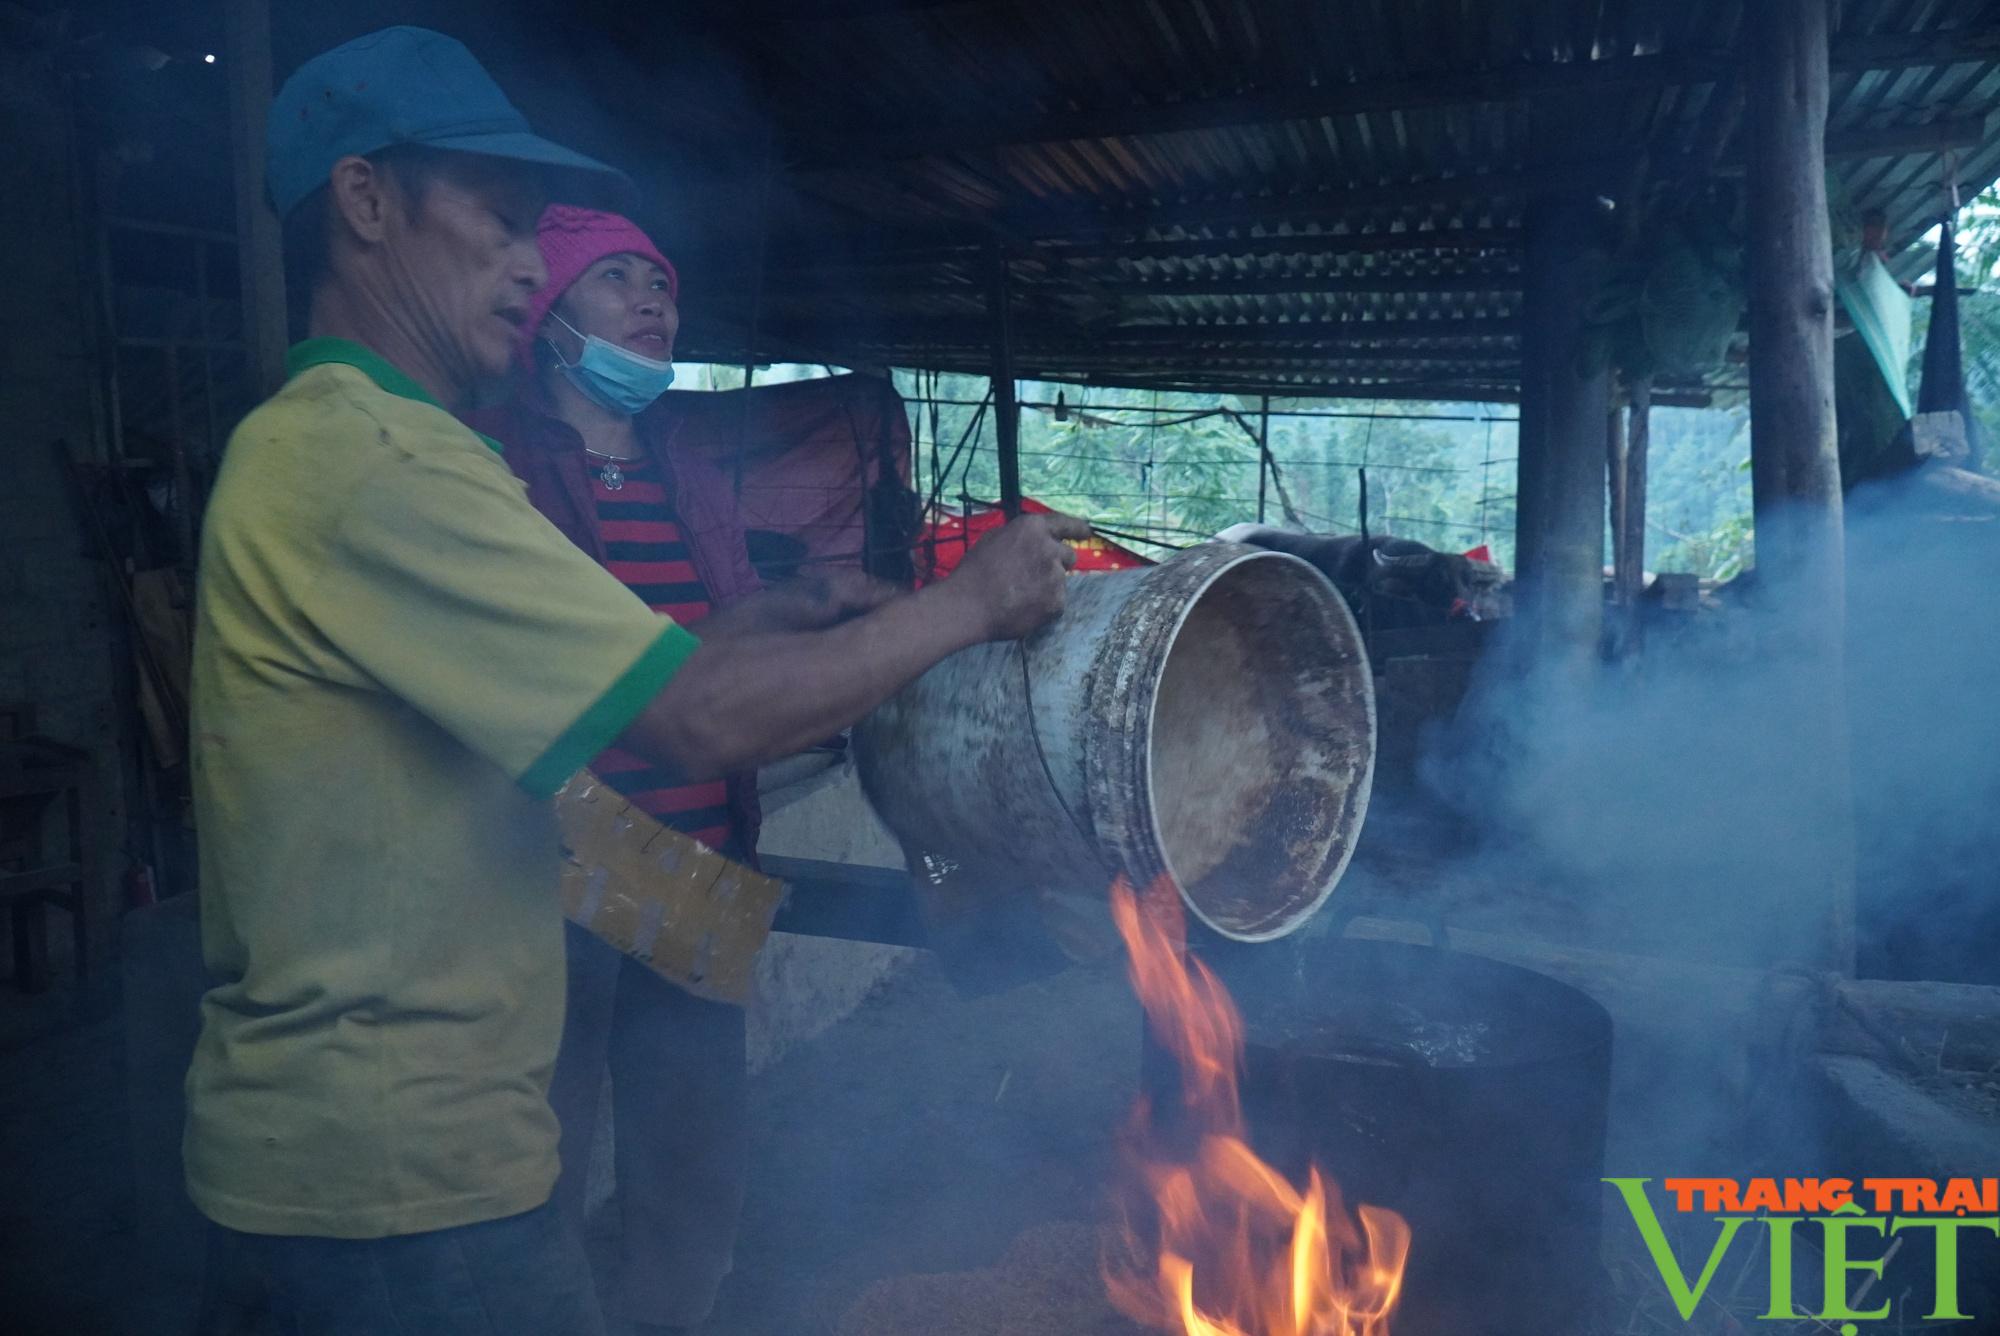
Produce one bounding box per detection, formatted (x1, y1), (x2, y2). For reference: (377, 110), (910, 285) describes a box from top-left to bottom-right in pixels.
(548, 313), (676, 416)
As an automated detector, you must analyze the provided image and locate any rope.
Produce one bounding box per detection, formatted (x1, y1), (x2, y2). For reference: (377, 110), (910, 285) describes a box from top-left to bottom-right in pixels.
(1017, 639), (1096, 848)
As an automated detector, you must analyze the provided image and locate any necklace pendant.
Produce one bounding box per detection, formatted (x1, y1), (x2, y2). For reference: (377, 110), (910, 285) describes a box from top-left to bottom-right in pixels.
(598, 459), (624, 491)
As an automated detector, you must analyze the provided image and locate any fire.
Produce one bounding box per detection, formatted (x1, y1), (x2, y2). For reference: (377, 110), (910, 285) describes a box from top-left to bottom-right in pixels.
(1104, 876), (1411, 1336)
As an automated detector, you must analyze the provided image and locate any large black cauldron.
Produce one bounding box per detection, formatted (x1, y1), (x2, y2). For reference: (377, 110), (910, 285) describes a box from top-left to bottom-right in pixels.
(1142, 934), (1614, 1336)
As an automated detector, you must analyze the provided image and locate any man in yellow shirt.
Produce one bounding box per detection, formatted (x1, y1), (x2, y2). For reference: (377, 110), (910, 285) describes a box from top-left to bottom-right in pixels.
(187, 27), (1083, 1335)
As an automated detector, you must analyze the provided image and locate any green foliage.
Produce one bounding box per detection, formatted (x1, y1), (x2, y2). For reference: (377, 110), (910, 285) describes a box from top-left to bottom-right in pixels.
(890, 372), (1775, 579)
(895, 373), (1519, 564)
(1631, 409), (1754, 579)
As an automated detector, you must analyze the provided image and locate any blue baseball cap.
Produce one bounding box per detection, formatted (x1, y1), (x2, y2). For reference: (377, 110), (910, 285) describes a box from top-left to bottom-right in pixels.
(266, 26), (633, 218)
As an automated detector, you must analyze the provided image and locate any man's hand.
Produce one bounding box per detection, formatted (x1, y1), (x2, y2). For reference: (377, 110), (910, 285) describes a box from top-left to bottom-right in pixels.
(945, 511), (1091, 641)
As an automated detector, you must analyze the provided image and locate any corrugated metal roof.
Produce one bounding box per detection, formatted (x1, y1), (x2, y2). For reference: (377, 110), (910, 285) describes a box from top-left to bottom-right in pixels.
(579, 0), (2000, 402)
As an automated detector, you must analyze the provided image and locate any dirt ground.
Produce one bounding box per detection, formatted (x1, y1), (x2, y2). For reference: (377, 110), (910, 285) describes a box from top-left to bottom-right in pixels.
(0, 951), (1143, 1336)
(685, 955), (1141, 1335)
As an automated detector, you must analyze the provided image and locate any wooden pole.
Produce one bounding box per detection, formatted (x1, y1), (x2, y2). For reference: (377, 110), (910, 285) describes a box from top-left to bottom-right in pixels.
(1516, 192), (1609, 662)
(1745, 0), (1855, 972)
(1256, 394), (1271, 524)
(1606, 397), (1628, 593)
(987, 242), (1022, 517)
(1608, 376), (1652, 658)
(224, 0), (287, 397)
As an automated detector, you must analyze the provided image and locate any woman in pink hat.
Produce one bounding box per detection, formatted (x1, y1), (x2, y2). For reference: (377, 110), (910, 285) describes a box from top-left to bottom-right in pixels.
(473, 206), (1091, 1332)
(474, 206), (769, 1332)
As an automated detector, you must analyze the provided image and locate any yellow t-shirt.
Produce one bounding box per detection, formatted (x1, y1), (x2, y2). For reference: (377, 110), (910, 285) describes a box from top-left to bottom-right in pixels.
(184, 338), (698, 1238)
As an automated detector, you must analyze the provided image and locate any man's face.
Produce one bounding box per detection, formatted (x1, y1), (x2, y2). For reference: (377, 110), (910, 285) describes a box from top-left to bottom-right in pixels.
(380, 157), (549, 383)
(547, 252), (679, 364)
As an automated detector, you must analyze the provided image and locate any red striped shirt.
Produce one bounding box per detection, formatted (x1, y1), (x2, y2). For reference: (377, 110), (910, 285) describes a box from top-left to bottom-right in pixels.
(585, 454), (737, 855)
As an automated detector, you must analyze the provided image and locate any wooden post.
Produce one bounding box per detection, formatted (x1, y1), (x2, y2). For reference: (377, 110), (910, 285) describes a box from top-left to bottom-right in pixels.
(987, 242), (1022, 517)
(1624, 377), (1650, 601)
(1747, 0), (1844, 559)
(1515, 192), (1609, 662)
(1745, 0), (1855, 972)
(224, 0), (287, 397)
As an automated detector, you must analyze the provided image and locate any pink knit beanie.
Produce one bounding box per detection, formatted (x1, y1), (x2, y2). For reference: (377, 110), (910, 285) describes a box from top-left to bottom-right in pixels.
(521, 204), (679, 360)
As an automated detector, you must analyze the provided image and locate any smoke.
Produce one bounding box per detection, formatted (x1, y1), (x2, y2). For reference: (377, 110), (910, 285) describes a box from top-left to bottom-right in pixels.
(1418, 471), (2000, 986)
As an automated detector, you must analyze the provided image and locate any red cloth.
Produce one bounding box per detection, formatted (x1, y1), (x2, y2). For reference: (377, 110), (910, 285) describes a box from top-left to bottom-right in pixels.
(916, 498), (1152, 584)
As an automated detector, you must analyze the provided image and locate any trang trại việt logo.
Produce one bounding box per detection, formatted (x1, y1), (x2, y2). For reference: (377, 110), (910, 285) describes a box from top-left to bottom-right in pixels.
(1606, 1177), (2000, 1331)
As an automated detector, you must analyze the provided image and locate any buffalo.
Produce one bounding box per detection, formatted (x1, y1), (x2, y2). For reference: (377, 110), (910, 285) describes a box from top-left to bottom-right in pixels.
(1215, 523), (1506, 630)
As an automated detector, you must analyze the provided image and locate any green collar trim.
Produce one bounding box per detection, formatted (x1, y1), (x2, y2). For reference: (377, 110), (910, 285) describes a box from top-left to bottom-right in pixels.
(286, 338), (506, 455)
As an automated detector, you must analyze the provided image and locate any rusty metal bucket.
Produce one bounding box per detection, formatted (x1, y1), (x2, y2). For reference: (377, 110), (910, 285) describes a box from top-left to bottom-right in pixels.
(853, 543), (1376, 966)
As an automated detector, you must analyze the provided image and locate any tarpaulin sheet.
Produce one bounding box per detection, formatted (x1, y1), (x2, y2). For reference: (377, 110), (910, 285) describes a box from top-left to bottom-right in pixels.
(1835, 249), (1914, 420)
(916, 498), (1153, 583)
(661, 374), (917, 582)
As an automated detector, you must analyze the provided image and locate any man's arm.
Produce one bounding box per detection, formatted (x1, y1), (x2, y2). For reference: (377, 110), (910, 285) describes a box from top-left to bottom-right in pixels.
(619, 512), (1088, 778)
(694, 568), (906, 639)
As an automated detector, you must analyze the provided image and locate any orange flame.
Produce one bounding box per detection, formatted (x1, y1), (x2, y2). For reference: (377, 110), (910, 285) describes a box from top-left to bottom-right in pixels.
(1104, 876), (1411, 1336)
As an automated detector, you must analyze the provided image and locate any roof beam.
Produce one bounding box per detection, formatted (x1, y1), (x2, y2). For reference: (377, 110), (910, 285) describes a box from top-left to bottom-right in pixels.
(1018, 347), (1519, 368)
(816, 346), (1521, 371)
(1071, 374), (1530, 406)
(989, 166), (1581, 239)
(1034, 227), (1524, 263)
(1085, 316), (1522, 346)
(756, 314), (1522, 352)
(718, 268), (1523, 299)
(1815, 112), (1991, 162)
(1089, 271), (1522, 298)
(785, 25), (2000, 167)
(693, 226), (1526, 292)
(1055, 373), (1713, 409)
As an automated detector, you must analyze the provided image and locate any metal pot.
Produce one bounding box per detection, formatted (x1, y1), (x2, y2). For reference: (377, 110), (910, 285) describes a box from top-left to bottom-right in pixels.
(1144, 934), (1614, 1336)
